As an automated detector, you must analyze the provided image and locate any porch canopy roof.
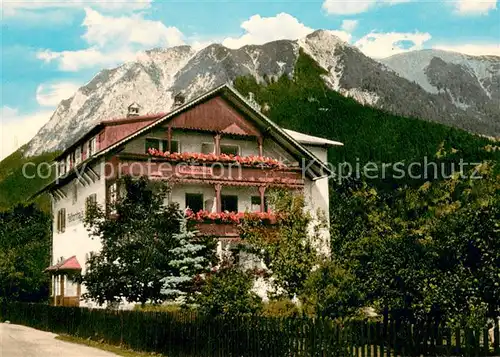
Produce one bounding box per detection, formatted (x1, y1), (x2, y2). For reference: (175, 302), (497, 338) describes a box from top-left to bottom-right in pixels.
(45, 255), (82, 273)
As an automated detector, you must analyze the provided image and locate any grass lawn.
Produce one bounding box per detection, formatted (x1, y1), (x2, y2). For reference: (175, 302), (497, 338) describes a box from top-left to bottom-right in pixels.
(55, 335), (166, 357)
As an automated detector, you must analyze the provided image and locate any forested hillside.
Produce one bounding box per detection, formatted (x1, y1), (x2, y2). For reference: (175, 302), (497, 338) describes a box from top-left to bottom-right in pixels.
(1, 51), (498, 211)
(0, 147), (57, 211)
(234, 50), (499, 190)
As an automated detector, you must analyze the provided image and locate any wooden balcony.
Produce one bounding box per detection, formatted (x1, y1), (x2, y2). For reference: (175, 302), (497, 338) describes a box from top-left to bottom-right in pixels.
(111, 153), (304, 188)
(195, 222), (240, 239)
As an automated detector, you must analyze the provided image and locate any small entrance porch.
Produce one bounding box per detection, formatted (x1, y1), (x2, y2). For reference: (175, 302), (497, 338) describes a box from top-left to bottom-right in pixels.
(45, 255), (82, 307)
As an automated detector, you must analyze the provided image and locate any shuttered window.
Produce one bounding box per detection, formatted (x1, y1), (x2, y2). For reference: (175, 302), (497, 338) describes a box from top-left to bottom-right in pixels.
(85, 194), (97, 216)
(57, 208), (66, 233)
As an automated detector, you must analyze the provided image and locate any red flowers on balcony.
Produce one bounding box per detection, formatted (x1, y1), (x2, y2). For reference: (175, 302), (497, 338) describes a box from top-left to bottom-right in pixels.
(186, 209), (276, 224)
(147, 148), (285, 168)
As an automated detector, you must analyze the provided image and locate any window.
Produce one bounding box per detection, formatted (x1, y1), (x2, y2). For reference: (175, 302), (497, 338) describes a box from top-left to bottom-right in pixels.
(89, 137), (97, 156)
(220, 144), (239, 156)
(59, 161), (66, 176)
(57, 208), (66, 233)
(145, 139), (179, 153)
(70, 152), (76, 168)
(185, 193), (204, 213)
(85, 194), (97, 215)
(201, 143), (214, 154)
(72, 182), (78, 205)
(170, 140), (180, 153)
(221, 195), (238, 212)
(251, 196), (268, 212)
(145, 138), (160, 152)
(81, 142), (88, 160)
(75, 147), (81, 165)
(204, 198), (215, 212)
(65, 155), (71, 172)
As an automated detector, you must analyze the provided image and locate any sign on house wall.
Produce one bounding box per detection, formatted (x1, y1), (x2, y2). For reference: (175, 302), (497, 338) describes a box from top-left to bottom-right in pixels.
(68, 211), (84, 225)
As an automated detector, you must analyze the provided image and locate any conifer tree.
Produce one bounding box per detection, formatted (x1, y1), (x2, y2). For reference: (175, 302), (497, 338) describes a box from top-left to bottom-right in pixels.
(161, 219), (212, 302)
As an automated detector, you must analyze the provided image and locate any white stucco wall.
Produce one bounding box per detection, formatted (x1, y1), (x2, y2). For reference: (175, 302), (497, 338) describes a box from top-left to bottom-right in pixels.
(51, 161), (106, 307)
(303, 145), (331, 255)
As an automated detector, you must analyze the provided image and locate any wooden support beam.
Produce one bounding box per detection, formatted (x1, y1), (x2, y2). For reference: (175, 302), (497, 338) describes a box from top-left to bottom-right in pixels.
(215, 183), (222, 213)
(258, 136), (263, 157)
(258, 186), (266, 213)
(167, 126), (172, 152)
(59, 275), (65, 306)
(214, 133), (221, 155)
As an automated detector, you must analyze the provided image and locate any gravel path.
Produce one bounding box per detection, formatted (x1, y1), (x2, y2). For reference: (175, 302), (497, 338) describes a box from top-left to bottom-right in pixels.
(0, 323), (119, 357)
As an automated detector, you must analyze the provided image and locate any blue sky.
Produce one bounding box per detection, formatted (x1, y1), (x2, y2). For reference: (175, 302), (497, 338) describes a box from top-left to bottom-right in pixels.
(1, 0), (499, 159)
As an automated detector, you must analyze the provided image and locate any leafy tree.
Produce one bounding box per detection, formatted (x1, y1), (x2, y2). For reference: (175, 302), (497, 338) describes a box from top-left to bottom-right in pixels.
(81, 176), (184, 306)
(329, 164), (500, 325)
(195, 258), (262, 316)
(161, 219), (215, 303)
(0, 204), (51, 302)
(301, 259), (363, 319)
(239, 189), (323, 299)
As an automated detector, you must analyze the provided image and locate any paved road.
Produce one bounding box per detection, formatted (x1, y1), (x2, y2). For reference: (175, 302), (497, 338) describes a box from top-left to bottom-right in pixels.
(0, 323), (119, 357)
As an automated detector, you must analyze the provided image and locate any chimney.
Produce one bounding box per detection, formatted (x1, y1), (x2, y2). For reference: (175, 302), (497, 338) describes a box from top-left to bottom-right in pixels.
(173, 92), (185, 109)
(127, 102), (141, 117)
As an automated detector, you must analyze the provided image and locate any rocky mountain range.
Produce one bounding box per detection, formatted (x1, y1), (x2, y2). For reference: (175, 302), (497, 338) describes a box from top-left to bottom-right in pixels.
(25, 30), (500, 157)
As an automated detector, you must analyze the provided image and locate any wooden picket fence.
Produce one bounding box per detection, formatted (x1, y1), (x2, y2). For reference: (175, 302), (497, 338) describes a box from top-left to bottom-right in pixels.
(1, 302), (499, 357)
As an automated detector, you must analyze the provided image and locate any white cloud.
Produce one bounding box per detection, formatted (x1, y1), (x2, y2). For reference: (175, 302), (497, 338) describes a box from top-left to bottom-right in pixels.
(2, 0), (152, 17)
(38, 47), (139, 71)
(341, 19), (359, 33)
(36, 82), (80, 107)
(355, 31), (432, 58)
(434, 43), (500, 56)
(322, 0), (410, 15)
(453, 0), (497, 15)
(222, 13), (314, 49)
(1, 106), (51, 160)
(323, 0), (375, 15)
(36, 8), (185, 71)
(82, 8), (184, 48)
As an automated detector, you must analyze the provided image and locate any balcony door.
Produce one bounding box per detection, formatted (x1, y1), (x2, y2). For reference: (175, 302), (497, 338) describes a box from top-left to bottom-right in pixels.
(221, 195), (238, 212)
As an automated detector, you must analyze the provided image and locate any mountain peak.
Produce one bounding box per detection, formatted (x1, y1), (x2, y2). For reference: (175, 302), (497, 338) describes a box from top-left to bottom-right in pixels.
(22, 34), (500, 157)
(304, 29), (348, 46)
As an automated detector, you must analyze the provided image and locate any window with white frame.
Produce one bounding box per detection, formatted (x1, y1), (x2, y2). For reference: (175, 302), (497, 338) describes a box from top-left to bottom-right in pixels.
(75, 146), (81, 165)
(89, 137), (97, 156)
(65, 155), (71, 172)
(145, 138), (179, 153)
(59, 161), (66, 176)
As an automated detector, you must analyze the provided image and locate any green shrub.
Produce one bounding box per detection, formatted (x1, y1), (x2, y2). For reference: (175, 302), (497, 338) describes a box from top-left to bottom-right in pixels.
(262, 299), (301, 318)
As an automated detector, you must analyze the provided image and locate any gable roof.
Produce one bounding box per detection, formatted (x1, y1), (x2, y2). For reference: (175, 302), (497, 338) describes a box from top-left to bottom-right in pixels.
(34, 84), (339, 198)
(87, 84), (334, 178)
(45, 255), (82, 272)
(54, 112), (166, 161)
